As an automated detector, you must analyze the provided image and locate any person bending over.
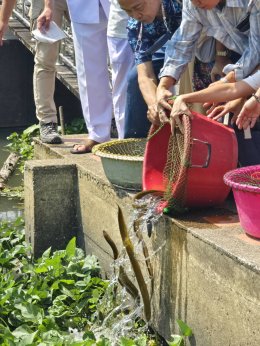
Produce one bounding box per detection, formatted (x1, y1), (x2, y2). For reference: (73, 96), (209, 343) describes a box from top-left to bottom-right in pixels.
(119, 0), (182, 138)
(156, 0), (260, 130)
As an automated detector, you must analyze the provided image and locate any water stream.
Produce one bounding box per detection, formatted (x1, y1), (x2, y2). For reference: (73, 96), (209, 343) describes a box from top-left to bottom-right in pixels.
(88, 196), (166, 344)
(0, 128), (24, 222)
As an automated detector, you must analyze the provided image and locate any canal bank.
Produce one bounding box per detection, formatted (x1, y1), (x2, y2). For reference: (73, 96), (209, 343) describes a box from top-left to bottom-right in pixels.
(0, 128), (23, 222)
(23, 137), (260, 346)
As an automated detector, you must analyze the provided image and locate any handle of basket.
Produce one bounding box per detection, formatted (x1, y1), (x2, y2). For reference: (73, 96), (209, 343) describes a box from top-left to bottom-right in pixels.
(190, 138), (211, 168)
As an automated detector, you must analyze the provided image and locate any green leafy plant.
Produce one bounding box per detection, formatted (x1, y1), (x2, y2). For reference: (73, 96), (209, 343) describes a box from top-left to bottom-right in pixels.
(65, 118), (87, 134)
(5, 119), (87, 173)
(0, 219), (164, 345)
(5, 124), (39, 173)
(0, 218), (109, 344)
(1, 125), (39, 200)
(0, 186), (24, 200)
(2, 119), (87, 201)
(167, 320), (192, 346)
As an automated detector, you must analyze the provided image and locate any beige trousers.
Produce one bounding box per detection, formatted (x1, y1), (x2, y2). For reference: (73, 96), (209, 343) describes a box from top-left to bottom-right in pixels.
(31, 0), (69, 123)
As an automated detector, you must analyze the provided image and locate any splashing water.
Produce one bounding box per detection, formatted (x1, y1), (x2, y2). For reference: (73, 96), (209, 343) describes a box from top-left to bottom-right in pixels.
(90, 193), (166, 344)
(131, 193), (163, 232)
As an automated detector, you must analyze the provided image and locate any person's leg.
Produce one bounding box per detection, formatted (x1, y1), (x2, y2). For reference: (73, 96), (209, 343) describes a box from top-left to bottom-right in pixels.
(124, 59), (164, 138)
(70, 6), (112, 153)
(107, 36), (134, 139)
(33, 0), (68, 143)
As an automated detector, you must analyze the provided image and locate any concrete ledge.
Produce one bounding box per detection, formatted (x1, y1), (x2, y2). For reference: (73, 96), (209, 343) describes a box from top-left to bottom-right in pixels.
(24, 137), (260, 345)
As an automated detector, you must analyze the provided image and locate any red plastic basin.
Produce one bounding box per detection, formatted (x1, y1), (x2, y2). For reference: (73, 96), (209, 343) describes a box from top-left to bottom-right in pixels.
(143, 111), (238, 207)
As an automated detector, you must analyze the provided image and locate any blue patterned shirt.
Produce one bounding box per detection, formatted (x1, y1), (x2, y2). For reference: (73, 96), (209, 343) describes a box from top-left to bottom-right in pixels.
(160, 0), (260, 81)
(127, 0), (182, 65)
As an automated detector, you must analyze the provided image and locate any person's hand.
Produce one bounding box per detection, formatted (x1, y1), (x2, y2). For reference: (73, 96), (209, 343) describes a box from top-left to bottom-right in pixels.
(37, 6), (52, 32)
(156, 83), (172, 124)
(168, 96), (193, 134)
(203, 100), (222, 113)
(236, 96), (260, 130)
(210, 57), (232, 82)
(156, 76), (176, 123)
(203, 82), (226, 110)
(147, 103), (160, 126)
(0, 20), (8, 46)
(207, 98), (245, 123)
(203, 70), (236, 109)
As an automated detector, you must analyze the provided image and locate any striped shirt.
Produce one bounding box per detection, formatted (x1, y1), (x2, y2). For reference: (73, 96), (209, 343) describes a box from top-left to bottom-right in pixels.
(159, 0), (260, 81)
(243, 70), (260, 90)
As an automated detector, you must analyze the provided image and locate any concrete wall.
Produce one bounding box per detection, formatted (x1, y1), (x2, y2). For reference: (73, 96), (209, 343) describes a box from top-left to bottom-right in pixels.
(24, 160), (80, 257)
(151, 220), (260, 345)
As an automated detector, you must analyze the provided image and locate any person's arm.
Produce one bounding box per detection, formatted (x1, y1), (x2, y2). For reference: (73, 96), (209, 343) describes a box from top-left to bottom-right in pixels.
(208, 69), (260, 120)
(137, 61), (160, 125)
(206, 98), (245, 122)
(223, 2), (260, 81)
(157, 0), (203, 123)
(0, 0), (17, 46)
(159, 1), (202, 83)
(206, 67), (260, 113)
(167, 80), (254, 133)
(180, 80), (254, 105)
(37, 0), (53, 31)
(127, 18), (166, 124)
(236, 88), (260, 129)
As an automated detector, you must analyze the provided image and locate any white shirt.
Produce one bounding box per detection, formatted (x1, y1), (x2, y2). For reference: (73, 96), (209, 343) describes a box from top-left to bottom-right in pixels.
(243, 70), (260, 91)
(107, 0), (128, 38)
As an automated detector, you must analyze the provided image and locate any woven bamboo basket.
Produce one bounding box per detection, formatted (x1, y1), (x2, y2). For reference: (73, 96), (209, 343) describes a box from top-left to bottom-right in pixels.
(92, 138), (146, 190)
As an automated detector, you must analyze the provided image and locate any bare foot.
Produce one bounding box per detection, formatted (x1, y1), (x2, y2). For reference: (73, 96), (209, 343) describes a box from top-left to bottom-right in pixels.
(70, 139), (99, 154)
